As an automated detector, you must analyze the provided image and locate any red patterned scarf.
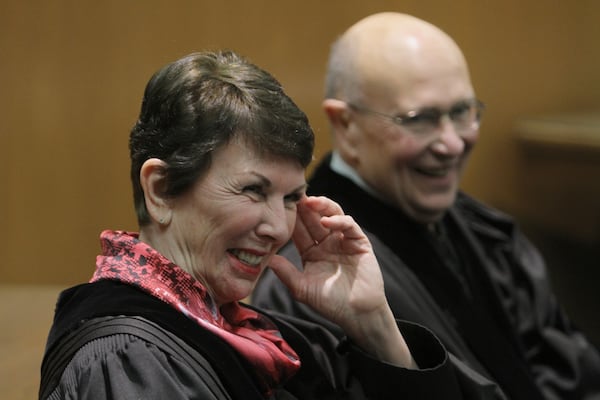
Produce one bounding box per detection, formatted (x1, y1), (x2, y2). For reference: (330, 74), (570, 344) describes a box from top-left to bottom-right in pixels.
(91, 230), (300, 396)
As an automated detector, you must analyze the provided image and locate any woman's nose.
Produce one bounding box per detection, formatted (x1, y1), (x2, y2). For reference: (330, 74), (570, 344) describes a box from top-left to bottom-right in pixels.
(256, 202), (293, 244)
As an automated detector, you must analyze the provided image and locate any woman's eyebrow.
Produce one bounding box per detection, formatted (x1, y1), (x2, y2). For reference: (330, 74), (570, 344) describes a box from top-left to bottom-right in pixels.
(249, 172), (272, 187)
(249, 172), (307, 193)
(293, 183), (309, 193)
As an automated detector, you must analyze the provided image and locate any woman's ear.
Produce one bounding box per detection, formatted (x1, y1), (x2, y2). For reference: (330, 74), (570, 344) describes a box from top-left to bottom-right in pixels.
(140, 158), (173, 225)
(322, 99), (359, 163)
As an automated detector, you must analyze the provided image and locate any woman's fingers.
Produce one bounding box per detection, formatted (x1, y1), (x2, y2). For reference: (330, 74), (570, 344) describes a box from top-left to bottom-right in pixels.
(302, 196), (345, 218)
(293, 196), (345, 248)
(267, 254), (303, 298)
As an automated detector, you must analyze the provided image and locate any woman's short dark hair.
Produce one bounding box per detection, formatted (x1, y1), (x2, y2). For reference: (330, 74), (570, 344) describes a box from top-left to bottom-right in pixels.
(129, 50), (315, 225)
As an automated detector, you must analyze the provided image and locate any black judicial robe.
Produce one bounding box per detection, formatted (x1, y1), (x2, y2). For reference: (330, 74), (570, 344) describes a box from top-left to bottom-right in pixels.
(40, 279), (476, 399)
(253, 153), (600, 400)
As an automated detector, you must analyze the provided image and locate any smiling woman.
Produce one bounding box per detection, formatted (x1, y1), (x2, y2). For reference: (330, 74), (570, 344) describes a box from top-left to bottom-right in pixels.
(139, 138), (307, 305)
(39, 50), (488, 400)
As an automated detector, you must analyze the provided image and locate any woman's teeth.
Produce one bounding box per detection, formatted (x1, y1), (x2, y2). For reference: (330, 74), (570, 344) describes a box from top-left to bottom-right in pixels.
(230, 249), (263, 266)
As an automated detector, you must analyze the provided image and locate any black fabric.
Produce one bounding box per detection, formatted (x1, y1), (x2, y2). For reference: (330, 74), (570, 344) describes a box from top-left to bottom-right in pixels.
(41, 280), (265, 400)
(256, 232), (506, 399)
(302, 154), (557, 399)
(271, 311), (465, 399)
(40, 316), (231, 400)
(41, 279), (471, 399)
(253, 152), (600, 400)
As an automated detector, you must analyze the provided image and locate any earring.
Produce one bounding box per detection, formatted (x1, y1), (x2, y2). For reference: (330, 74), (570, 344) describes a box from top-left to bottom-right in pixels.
(159, 217), (164, 224)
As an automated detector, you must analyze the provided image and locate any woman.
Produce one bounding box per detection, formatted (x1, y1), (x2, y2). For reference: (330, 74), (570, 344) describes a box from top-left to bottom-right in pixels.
(40, 51), (463, 399)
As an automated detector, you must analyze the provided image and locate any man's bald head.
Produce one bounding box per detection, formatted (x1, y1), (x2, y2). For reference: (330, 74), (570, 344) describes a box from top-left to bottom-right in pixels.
(324, 12), (471, 104)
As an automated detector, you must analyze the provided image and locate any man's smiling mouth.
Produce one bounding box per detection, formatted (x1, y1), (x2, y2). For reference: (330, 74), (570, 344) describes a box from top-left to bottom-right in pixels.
(414, 166), (452, 177)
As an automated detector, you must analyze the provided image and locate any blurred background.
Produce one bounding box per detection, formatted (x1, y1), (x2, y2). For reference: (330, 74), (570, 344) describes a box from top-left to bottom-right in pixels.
(1, 1), (599, 398)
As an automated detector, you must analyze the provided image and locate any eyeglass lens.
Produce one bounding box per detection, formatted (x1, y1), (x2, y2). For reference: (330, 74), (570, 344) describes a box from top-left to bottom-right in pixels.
(400, 100), (483, 134)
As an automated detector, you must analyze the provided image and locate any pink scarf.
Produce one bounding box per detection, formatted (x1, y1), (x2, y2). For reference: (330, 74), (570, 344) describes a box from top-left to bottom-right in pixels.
(91, 230), (300, 396)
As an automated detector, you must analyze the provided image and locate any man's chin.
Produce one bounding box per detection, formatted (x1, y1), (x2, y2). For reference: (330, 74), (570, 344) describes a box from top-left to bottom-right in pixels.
(410, 195), (456, 223)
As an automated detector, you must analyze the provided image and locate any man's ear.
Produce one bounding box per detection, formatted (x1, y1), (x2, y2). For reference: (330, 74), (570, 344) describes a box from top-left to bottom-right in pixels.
(322, 98), (359, 163)
(323, 98), (353, 131)
(140, 158), (172, 225)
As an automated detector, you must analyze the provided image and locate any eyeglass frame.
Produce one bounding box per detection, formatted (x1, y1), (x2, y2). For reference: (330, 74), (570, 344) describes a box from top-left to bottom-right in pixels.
(345, 98), (485, 135)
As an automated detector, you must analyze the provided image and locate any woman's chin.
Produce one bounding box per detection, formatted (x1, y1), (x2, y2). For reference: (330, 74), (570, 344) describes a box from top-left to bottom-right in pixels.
(217, 281), (256, 305)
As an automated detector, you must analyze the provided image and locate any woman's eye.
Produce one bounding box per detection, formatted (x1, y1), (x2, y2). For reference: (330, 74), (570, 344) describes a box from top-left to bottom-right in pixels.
(284, 192), (303, 204)
(243, 185), (265, 197)
(283, 192), (303, 210)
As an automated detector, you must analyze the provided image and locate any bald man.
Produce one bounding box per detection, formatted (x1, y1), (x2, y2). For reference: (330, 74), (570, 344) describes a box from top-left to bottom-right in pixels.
(254, 12), (600, 400)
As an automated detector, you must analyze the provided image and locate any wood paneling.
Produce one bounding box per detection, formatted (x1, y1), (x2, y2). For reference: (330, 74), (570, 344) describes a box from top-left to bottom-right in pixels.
(2, 3), (600, 394)
(2, 1), (599, 285)
(0, 285), (63, 399)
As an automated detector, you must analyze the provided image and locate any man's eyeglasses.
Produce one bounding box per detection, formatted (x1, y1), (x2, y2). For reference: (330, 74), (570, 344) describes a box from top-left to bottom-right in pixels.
(347, 99), (485, 136)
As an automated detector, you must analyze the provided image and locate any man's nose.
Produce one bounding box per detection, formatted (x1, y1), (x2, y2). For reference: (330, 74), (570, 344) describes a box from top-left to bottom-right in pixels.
(430, 115), (465, 156)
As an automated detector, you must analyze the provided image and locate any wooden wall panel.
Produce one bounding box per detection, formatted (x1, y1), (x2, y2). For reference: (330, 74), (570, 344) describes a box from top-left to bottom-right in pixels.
(1, 0), (599, 284)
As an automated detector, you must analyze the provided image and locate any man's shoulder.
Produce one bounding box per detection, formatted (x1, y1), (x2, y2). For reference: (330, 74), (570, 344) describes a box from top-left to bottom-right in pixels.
(453, 192), (516, 241)
(307, 153), (343, 193)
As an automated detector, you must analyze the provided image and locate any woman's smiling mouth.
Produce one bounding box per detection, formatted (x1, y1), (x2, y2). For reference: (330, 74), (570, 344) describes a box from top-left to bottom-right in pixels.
(228, 249), (264, 267)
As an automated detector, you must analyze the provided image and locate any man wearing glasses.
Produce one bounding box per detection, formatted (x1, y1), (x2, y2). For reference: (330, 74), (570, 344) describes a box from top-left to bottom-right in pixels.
(254, 12), (600, 399)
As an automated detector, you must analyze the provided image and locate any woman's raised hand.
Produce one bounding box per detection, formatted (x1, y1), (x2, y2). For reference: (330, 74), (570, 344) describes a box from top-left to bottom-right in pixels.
(268, 196), (416, 368)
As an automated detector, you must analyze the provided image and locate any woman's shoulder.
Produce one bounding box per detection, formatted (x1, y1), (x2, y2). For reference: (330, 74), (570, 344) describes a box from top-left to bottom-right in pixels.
(43, 281), (265, 400)
(47, 330), (229, 400)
